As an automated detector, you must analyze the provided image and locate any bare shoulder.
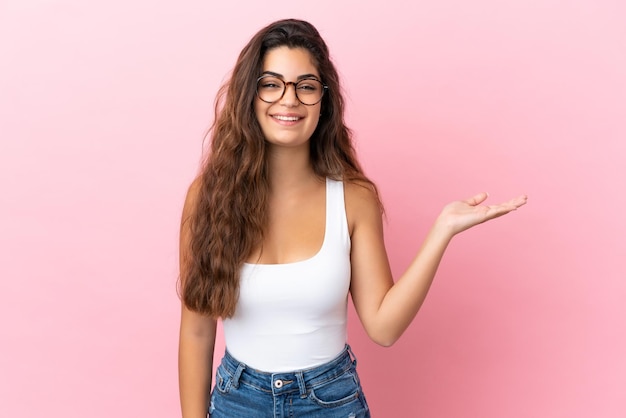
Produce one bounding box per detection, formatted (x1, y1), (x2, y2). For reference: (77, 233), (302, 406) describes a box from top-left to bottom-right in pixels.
(182, 176), (203, 219)
(344, 179), (383, 235)
(179, 176), (206, 290)
(344, 179), (379, 208)
(186, 176), (203, 202)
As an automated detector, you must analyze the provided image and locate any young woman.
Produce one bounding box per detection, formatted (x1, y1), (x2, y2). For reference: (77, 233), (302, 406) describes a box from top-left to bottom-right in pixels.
(178, 19), (527, 418)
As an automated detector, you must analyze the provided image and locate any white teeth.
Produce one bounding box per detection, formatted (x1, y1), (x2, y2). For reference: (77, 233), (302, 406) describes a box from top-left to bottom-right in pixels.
(273, 115), (301, 121)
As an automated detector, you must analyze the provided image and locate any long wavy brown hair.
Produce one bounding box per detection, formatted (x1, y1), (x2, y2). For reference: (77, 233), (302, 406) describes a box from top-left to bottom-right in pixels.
(180, 19), (381, 318)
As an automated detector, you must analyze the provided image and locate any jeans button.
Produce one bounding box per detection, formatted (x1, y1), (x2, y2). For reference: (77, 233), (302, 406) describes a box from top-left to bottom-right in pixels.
(274, 379), (283, 388)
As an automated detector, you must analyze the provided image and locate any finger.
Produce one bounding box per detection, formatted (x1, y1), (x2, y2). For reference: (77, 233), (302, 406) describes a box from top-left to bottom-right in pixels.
(464, 192), (489, 207)
(486, 195), (528, 217)
(501, 194), (528, 209)
(486, 205), (516, 219)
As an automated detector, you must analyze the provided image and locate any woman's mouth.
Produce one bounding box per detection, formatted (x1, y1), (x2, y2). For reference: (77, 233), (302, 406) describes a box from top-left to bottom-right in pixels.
(272, 114), (303, 122)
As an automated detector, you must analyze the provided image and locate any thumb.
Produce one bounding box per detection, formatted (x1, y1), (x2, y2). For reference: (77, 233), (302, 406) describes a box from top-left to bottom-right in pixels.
(464, 192), (489, 206)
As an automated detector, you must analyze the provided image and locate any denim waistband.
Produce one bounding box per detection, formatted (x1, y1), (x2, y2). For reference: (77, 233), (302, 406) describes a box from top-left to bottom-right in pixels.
(219, 345), (357, 397)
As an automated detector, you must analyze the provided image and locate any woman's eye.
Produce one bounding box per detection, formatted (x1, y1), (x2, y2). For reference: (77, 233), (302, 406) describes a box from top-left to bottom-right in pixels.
(259, 77), (283, 89)
(298, 84), (318, 91)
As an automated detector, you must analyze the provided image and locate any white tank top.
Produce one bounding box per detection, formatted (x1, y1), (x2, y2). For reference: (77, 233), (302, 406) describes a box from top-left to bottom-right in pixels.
(222, 178), (351, 372)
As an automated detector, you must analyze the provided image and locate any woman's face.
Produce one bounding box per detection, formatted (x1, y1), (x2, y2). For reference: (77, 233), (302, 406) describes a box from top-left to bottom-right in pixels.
(254, 46), (322, 149)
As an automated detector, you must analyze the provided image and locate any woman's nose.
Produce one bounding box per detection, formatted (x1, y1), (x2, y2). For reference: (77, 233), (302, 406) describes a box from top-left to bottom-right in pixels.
(279, 82), (300, 106)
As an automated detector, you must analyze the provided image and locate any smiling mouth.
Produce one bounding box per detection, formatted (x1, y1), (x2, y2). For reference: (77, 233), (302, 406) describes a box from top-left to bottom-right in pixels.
(272, 115), (303, 122)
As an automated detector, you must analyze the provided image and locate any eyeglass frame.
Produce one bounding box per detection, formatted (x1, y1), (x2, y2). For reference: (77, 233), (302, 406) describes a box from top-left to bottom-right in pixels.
(255, 74), (328, 106)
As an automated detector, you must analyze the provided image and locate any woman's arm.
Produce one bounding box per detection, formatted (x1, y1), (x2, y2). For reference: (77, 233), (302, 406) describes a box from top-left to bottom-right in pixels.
(178, 179), (218, 418)
(179, 307), (216, 418)
(347, 184), (527, 347)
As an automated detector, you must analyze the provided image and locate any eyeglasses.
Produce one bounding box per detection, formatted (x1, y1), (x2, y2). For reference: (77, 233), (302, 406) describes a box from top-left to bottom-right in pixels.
(256, 74), (328, 106)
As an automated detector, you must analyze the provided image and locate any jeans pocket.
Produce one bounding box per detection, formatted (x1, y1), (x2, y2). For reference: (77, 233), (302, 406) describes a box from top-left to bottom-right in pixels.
(308, 371), (362, 408)
(214, 366), (233, 394)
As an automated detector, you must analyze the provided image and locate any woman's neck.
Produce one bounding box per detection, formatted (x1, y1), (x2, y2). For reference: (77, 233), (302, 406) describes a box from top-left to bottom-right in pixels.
(266, 143), (318, 191)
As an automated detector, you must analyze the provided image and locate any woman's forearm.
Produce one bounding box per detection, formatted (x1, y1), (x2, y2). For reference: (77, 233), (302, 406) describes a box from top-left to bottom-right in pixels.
(179, 331), (215, 418)
(371, 222), (454, 346)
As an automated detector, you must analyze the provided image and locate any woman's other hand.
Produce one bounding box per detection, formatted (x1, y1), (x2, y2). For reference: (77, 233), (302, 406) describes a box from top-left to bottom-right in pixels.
(436, 192), (528, 236)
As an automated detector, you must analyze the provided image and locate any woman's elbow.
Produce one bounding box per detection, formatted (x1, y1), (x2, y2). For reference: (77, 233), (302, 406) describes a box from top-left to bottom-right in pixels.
(367, 329), (400, 347)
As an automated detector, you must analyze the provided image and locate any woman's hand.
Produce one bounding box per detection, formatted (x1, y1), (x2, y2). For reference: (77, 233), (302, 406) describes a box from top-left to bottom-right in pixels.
(436, 192), (528, 236)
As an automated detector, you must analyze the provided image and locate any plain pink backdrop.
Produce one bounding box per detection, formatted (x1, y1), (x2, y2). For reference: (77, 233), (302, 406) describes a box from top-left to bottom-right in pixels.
(1, 0), (625, 417)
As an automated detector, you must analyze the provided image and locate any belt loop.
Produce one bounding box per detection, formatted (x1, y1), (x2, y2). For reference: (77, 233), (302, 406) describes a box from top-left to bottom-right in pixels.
(296, 371), (307, 397)
(231, 362), (246, 389)
(346, 344), (357, 367)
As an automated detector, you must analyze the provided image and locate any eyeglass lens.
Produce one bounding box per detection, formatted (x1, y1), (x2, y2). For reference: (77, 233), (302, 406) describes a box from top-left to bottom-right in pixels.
(257, 76), (325, 105)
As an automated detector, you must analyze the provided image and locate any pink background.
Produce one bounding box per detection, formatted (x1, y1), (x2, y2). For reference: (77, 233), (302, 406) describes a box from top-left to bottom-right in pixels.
(1, 0), (625, 417)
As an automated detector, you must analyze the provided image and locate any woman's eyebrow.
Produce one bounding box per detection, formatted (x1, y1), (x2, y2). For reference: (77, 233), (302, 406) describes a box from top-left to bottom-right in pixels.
(261, 71), (320, 80)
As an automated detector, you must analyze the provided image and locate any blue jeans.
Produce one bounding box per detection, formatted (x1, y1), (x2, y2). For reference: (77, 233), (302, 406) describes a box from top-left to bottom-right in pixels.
(209, 345), (371, 417)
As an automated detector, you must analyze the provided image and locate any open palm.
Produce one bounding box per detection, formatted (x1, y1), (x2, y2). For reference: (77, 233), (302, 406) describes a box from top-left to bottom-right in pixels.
(439, 192), (528, 235)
